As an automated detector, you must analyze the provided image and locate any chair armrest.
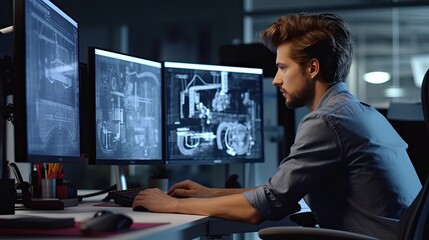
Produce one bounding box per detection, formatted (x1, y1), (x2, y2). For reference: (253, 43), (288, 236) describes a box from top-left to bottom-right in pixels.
(259, 226), (379, 240)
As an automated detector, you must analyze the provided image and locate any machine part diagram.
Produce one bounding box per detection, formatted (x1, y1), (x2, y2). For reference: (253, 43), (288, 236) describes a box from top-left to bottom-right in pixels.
(165, 67), (263, 162)
(26, 1), (80, 156)
(95, 57), (162, 160)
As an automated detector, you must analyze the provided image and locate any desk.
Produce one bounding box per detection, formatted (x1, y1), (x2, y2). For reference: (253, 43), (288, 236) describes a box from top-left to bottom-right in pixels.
(8, 200), (208, 240)
(2, 192), (309, 239)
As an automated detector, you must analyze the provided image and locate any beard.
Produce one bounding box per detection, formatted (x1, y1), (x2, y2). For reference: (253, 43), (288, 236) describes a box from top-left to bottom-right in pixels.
(284, 77), (315, 110)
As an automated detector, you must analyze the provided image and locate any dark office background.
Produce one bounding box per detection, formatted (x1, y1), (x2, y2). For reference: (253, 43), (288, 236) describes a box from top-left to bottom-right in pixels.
(68, 0), (240, 64)
(1, 0), (244, 64)
(0, 0), (13, 57)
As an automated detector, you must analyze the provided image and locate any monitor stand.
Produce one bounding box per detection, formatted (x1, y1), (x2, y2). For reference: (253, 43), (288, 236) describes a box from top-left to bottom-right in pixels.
(0, 56), (13, 179)
(114, 165), (128, 190)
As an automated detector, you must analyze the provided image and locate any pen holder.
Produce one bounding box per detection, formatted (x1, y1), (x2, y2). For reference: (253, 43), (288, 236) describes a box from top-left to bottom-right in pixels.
(41, 178), (56, 199)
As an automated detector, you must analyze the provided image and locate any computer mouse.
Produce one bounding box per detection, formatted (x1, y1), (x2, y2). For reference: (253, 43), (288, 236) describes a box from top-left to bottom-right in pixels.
(132, 205), (149, 212)
(93, 209), (113, 218)
(80, 213), (133, 234)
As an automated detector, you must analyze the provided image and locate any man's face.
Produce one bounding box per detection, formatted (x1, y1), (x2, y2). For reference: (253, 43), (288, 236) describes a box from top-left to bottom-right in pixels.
(272, 43), (314, 109)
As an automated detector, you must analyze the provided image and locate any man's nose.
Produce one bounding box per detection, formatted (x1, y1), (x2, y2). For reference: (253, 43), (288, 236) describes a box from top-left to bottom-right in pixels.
(272, 71), (281, 86)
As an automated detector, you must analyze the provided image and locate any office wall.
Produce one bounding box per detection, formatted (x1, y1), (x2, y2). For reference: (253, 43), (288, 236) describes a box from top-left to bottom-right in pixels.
(0, 0), (244, 64)
(51, 0), (244, 65)
(0, 0), (13, 57)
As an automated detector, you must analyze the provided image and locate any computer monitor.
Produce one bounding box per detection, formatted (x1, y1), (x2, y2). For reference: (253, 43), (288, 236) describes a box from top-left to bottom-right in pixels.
(86, 47), (163, 165)
(86, 48), (163, 188)
(163, 61), (264, 164)
(13, 0), (81, 163)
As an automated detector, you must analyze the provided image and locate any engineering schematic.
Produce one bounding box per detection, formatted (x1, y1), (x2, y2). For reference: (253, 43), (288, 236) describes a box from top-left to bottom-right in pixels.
(95, 58), (162, 160)
(27, 3), (80, 156)
(166, 68), (263, 162)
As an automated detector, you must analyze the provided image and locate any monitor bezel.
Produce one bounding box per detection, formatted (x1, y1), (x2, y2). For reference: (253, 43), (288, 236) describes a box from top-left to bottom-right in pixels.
(86, 47), (165, 165)
(13, 0), (81, 163)
(163, 61), (265, 165)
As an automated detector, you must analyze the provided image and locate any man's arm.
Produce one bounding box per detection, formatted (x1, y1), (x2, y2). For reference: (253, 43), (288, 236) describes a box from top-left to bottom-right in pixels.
(168, 179), (257, 198)
(133, 188), (262, 224)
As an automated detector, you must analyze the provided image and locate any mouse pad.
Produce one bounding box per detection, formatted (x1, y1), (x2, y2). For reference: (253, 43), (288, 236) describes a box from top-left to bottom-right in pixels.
(0, 222), (169, 237)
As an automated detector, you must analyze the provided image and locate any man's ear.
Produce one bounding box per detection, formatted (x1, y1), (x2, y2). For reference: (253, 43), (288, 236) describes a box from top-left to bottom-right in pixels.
(309, 58), (320, 79)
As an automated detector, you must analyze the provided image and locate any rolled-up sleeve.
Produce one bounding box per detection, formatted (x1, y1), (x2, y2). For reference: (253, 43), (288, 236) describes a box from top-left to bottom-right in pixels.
(243, 185), (297, 221)
(243, 187), (271, 218)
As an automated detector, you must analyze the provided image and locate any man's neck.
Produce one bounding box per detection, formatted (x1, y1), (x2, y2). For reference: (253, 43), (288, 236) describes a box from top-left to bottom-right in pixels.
(307, 80), (333, 111)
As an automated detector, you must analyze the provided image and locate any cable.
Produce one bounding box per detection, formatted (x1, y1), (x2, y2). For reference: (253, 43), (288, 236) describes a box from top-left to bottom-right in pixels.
(77, 184), (117, 202)
(9, 162), (24, 183)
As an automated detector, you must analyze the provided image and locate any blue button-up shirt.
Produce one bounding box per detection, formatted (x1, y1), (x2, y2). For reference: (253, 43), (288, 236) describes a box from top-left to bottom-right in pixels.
(243, 82), (421, 239)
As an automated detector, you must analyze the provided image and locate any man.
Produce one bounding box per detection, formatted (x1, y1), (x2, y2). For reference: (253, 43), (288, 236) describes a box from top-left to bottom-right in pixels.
(133, 13), (421, 239)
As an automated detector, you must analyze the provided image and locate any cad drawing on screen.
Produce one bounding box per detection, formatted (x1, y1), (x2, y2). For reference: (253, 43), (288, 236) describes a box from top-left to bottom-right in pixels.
(24, 0), (80, 157)
(164, 62), (264, 164)
(94, 50), (162, 161)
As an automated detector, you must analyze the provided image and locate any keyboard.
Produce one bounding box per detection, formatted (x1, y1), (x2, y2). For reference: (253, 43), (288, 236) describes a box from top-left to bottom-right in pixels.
(103, 187), (148, 207)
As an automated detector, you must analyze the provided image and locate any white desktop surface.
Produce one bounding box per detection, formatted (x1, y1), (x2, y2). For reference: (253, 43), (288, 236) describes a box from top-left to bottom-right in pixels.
(8, 199), (209, 240)
(1, 190), (309, 239)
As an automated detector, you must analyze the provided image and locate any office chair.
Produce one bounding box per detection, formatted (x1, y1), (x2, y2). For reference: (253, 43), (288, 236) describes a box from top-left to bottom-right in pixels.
(422, 68), (429, 136)
(258, 68), (429, 240)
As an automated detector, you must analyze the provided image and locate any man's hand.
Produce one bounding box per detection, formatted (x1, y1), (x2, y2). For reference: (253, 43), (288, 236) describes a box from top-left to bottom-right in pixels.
(167, 179), (213, 198)
(132, 188), (178, 212)
(132, 184), (262, 224)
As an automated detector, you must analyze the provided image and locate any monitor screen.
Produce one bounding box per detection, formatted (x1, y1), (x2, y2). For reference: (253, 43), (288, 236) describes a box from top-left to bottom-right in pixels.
(13, 0), (80, 163)
(164, 62), (264, 164)
(86, 48), (163, 165)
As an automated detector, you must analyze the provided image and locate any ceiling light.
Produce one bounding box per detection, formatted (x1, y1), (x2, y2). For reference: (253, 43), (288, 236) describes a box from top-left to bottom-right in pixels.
(363, 71), (391, 84)
(0, 26), (13, 34)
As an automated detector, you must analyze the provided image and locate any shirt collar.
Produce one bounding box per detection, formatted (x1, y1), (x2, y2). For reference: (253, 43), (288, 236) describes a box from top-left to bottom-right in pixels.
(315, 82), (348, 110)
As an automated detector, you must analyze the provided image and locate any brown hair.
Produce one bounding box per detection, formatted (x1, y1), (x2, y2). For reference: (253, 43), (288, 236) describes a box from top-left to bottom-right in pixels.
(259, 13), (353, 83)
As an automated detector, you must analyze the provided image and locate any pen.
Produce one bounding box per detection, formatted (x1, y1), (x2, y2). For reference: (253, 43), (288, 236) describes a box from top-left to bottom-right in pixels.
(35, 163), (42, 186)
(44, 163), (48, 179)
(59, 172), (65, 180)
(52, 163), (59, 179)
(47, 163), (51, 178)
(58, 163), (64, 176)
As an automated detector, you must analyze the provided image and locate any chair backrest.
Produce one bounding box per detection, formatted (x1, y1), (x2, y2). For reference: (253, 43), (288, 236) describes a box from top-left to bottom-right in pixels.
(398, 175), (429, 239)
(422, 68), (429, 135)
(398, 68), (429, 240)
(414, 179), (429, 239)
